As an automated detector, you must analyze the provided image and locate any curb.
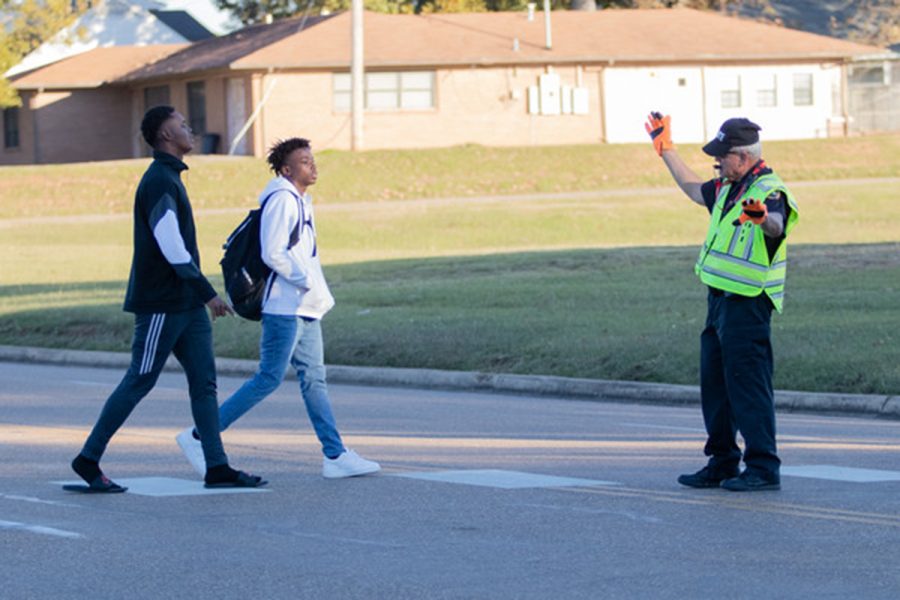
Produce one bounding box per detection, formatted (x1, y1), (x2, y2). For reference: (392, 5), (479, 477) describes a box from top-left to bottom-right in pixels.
(0, 345), (896, 419)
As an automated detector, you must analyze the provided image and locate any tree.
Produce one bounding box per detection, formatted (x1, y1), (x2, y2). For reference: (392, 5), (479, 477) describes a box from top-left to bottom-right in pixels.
(597, 1), (897, 47)
(595, 1), (773, 10)
(216, 0), (421, 25)
(216, 0), (784, 24)
(217, 0), (567, 23)
(0, 0), (87, 108)
(844, 0), (900, 47)
(215, 0), (899, 50)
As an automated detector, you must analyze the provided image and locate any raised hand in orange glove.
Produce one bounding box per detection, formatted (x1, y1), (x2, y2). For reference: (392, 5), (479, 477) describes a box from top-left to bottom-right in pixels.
(737, 199), (768, 225)
(644, 111), (674, 156)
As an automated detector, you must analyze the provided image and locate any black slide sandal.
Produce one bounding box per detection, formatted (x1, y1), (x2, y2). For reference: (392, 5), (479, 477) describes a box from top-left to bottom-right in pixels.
(63, 475), (127, 494)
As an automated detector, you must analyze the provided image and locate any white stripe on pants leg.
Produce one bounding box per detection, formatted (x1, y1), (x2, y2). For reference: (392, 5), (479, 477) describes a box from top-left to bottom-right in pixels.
(140, 313), (165, 375)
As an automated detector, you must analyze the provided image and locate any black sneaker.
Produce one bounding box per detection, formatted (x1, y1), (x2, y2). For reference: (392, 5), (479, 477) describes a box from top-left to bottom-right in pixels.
(721, 470), (781, 492)
(677, 465), (739, 489)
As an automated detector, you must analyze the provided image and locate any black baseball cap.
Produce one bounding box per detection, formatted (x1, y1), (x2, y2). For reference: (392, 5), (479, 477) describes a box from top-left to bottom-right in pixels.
(702, 118), (762, 157)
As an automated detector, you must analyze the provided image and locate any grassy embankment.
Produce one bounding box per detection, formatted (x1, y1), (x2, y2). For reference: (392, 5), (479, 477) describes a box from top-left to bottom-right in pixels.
(1, 135), (898, 394)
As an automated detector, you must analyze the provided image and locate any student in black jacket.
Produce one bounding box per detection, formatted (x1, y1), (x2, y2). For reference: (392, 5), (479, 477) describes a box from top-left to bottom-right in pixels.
(68, 106), (265, 492)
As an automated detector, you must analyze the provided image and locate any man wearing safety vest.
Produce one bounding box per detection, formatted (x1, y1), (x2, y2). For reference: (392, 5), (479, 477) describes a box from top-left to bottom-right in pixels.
(646, 114), (799, 492)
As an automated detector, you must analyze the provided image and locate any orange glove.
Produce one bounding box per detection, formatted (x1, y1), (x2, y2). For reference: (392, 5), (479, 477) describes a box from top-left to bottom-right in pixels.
(644, 111), (674, 156)
(738, 199), (768, 225)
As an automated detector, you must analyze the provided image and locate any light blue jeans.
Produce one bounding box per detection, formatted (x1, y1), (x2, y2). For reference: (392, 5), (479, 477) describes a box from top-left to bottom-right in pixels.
(218, 314), (345, 459)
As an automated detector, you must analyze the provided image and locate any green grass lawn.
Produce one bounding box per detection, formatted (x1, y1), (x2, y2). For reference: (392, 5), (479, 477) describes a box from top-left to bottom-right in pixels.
(1, 179), (896, 283)
(2, 244), (898, 395)
(1, 136), (899, 394)
(1, 134), (899, 219)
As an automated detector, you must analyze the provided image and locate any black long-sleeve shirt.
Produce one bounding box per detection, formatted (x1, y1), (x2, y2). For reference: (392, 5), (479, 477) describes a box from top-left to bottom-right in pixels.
(123, 151), (216, 313)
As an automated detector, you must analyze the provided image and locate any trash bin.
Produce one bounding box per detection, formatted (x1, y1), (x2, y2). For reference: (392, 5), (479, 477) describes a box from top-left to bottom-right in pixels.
(200, 133), (220, 154)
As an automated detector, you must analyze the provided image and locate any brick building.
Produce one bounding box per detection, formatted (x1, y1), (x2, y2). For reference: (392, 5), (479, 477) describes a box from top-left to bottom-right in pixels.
(2, 8), (894, 165)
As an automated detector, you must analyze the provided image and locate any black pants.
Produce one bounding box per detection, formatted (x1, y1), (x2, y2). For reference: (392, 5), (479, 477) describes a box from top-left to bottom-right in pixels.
(699, 290), (780, 476)
(80, 307), (228, 468)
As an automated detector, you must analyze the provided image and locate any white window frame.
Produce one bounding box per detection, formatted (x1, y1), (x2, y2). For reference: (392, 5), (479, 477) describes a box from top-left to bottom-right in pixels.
(333, 71), (435, 112)
(793, 73), (814, 106)
(849, 63), (888, 86)
(720, 74), (742, 109)
(756, 74), (777, 107)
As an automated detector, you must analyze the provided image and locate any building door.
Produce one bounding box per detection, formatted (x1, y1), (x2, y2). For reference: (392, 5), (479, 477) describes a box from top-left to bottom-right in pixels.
(142, 85), (171, 155)
(602, 67), (704, 144)
(226, 78), (248, 155)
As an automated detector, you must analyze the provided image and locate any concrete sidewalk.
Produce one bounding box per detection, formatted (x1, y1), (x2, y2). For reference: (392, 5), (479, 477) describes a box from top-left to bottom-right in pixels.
(1, 344), (897, 419)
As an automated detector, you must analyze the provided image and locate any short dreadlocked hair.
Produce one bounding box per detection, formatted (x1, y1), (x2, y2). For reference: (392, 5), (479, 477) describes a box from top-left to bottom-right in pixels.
(267, 138), (311, 175)
(141, 105), (175, 147)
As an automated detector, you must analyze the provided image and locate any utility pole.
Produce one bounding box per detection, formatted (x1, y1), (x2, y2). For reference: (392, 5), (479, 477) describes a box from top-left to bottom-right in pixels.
(351, 0), (364, 151)
(543, 0), (552, 50)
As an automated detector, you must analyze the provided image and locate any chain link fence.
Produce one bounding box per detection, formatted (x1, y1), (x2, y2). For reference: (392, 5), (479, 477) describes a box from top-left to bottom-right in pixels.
(848, 58), (900, 134)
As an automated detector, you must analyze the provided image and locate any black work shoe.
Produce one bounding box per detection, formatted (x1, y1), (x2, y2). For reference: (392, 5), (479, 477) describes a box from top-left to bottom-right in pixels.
(677, 465), (739, 489)
(721, 471), (781, 492)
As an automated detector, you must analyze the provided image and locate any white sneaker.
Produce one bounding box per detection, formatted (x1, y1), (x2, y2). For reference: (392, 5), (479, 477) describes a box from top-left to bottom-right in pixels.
(322, 449), (380, 479)
(176, 427), (206, 476)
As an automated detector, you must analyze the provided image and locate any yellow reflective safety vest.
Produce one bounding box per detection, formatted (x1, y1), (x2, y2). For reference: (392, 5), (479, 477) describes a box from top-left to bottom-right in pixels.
(695, 172), (799, 313)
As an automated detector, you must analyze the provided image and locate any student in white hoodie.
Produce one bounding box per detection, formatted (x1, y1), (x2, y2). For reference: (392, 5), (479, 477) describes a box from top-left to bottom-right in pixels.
(177, 138), (380, 479)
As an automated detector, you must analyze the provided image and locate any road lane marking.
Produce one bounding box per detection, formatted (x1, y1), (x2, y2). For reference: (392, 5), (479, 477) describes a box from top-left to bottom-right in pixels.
(0, 493), (82, 508)
(256, 526), (406, 548)
(0, 519), (82, 539)
(557, 486), (900, 528)
(394, 469), (619, 489)
(782, 465), (900, 482)
(70, 380), (185, 392)
(517, 502), (663, 523)
(53, 477), (271, 497)
(618, 423), (705, 433)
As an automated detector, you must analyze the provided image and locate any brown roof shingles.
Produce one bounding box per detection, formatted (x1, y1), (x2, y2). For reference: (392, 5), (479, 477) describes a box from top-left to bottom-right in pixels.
(231, 8), (888, 71)
(117, 14), (334, 82)
(11, 45), (185, 90)
(16, 8), (892, 89)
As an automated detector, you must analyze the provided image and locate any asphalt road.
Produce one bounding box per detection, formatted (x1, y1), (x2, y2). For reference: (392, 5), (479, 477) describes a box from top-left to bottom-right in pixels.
(1, 361), (898, 599)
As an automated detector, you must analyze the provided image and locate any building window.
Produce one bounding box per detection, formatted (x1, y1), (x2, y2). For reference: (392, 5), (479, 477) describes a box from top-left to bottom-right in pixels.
(398, 71), (434, 109)
(720, 74), (741, 108)
(757, 75), (777, 107)
(143, 85), (170, 110)
(187, 81), (206, 134)
(793, 73), (814, 106)
(333, 71), (435, 112)
(849, 64), (887, 85)
(3, 107), (19, 149)
(333, 74), (351, 111)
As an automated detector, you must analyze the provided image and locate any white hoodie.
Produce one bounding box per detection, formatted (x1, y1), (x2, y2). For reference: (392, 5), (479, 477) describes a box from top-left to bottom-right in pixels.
(258, 176), (335, 319)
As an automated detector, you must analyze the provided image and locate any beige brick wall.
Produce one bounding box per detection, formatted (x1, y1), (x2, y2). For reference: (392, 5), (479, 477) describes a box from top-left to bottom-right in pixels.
(0, 88), (133, 165)
(256, 65), (604, 153)
(2, 65), (605, 165)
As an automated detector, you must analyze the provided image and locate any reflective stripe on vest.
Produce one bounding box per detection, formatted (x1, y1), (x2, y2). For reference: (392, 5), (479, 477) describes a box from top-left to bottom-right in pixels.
(694, 172), (799, 313)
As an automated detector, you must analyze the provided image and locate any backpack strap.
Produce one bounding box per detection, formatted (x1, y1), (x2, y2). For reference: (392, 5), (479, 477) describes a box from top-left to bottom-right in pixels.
(260, 189), (302, 249)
